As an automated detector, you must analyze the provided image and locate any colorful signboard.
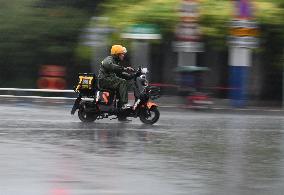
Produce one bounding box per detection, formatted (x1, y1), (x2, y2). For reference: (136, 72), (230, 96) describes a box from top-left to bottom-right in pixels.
(228, 0), (259, 48)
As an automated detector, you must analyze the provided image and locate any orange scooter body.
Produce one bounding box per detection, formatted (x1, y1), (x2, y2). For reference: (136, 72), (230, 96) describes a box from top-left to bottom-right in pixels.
(146, 101), (158, 109)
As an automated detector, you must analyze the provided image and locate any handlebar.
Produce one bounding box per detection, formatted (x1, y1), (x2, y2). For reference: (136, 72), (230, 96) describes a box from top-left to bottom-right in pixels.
(124, 66), (148, 74)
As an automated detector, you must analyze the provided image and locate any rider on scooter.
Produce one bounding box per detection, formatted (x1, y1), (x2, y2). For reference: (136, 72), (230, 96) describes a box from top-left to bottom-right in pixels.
(98, 45), (134, 112)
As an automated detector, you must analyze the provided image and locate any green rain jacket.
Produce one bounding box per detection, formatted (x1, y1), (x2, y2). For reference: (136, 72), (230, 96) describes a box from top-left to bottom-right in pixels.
(98, 55), (124, 79)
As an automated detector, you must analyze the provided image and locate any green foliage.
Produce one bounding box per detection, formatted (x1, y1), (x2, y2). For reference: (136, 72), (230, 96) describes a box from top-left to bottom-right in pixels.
(28, 6), (89, 62)
(75, 45), (92, 61)
(0, 0), (92, 87)
(98, 0), (284, 49)
(99, 0), (178, 39)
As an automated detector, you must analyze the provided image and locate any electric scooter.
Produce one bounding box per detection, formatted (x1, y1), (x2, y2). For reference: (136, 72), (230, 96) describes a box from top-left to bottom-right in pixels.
(71, 67), (160, 124)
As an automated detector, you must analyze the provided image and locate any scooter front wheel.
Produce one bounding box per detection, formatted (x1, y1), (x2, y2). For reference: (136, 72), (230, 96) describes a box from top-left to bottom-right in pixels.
(139, 106), (160, 125)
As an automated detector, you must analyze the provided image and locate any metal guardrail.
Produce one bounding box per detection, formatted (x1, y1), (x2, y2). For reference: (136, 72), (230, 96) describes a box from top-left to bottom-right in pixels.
(0, 88), (73, 93)
(0, 88), (134, 102)
(0, 95), (76, 100)
(0, 88), (76, 100)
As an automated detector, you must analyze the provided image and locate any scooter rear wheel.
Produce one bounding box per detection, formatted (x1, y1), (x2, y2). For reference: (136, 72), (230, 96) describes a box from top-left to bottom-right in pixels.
(139, 107), (160, 125)
(78, 102), (97, 122)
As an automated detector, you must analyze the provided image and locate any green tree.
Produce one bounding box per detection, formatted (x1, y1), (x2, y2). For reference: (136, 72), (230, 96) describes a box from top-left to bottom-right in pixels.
(97, 0), (284, 48)
(0, 0), (100, 87)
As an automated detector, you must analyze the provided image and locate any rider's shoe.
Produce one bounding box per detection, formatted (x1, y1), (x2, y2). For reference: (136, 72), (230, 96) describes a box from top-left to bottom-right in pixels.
(121, 104), (131, 110)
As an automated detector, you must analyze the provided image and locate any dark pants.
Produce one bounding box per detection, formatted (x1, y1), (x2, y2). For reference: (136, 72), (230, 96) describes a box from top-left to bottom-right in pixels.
(99, 76), (128, 105)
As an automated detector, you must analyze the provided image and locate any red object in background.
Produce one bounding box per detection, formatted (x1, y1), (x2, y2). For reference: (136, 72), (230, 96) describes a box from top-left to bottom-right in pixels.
(37, 65), (66, 89)
(187, 94), (208, 101)
(50, 188), (70, 195)
(187, 92), (213, 108)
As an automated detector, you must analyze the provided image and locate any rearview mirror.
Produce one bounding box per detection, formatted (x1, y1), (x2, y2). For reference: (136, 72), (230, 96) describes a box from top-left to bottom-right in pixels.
(141, 68), (148, 74)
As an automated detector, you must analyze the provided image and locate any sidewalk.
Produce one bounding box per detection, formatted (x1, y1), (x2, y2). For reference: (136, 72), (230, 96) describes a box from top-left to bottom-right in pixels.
(155, 95), (284, 115)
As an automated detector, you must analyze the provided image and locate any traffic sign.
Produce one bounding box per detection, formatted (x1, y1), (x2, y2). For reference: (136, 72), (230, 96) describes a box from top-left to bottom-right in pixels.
(228, 19), (259, 48)
(121, 24), (161, 40)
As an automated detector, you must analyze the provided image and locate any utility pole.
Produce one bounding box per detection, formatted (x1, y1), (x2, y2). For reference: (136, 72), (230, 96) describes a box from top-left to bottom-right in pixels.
(228, 0), (259, 107)
(173, 0), (203, 89)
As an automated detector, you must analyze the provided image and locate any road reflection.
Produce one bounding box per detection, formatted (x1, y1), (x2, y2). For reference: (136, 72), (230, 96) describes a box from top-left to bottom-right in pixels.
(1, 105), (284, 194)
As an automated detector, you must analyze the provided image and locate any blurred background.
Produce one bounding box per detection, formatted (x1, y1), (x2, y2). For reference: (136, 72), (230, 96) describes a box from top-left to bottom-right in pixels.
(0, 0), (284, 107)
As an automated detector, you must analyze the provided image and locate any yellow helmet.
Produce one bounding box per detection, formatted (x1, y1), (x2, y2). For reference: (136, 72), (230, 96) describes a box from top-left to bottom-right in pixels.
(111, 45), (127, 55)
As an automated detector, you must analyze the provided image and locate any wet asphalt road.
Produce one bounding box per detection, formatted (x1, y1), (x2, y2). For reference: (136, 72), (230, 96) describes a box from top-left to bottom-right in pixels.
(0, 104), (284, 195)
